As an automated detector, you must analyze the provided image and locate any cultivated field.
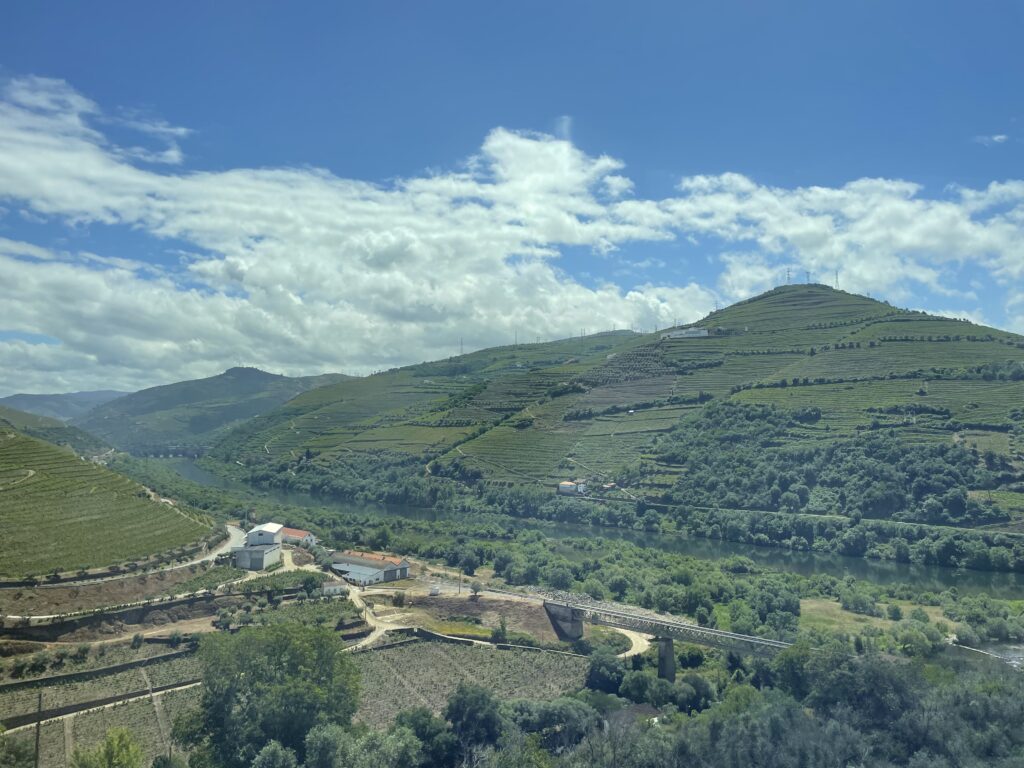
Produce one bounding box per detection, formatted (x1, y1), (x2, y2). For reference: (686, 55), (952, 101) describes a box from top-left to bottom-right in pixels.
(0, 431), (211, 577)
(352, 641), (587, 725)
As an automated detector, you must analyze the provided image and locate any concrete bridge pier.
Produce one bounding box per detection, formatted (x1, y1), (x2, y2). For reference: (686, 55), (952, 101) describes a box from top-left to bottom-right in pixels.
(657, 637), (676, 682)
(543, 602), (584, 641)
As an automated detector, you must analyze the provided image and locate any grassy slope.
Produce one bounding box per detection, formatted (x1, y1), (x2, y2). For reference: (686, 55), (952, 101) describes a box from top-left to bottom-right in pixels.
(75, 367), (349, 454)
(0, 427), (210, 577)
(209, 284), (1024, 494)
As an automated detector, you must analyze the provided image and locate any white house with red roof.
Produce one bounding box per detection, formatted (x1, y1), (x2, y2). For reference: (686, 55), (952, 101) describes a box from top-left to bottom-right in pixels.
(280, 526), (317, 546)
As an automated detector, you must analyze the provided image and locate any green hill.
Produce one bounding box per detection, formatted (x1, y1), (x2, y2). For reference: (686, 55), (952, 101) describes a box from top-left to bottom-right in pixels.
(75, 367), (349, 455)
(0, 405), (109, 456)
(0, 389), (127, 422)
(213, 285), (1024, 481)
(0, 426), (212, 577)
(203, 285), (1024, 559)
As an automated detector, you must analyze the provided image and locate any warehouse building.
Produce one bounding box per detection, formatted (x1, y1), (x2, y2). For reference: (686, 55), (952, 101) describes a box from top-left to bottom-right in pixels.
(233, 521), (284, 570)
(331, 550), (411, 586)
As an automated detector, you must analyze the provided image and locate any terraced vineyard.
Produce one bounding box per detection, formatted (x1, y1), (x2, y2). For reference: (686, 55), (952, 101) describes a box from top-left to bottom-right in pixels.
(352, 641), (587, 725)
(203, 285), (1024, 525)
(0, 430), (211, 577)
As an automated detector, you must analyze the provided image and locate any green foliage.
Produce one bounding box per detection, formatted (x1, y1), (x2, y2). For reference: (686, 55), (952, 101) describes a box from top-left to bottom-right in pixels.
(445, 683), (504, 752)
(182, 624), (358, 768)
(70, 728), (143, 768)
(249, 741), (297, 768)
(0, 726), (32, 768)
(657, 401), (1005, 526)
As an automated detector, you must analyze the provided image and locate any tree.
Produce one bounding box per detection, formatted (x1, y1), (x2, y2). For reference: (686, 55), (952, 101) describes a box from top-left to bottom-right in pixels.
(490, 615), (508, 644)
(0, 725), (32, 768)
(183, 625), (359, 768)
(585, 651), (625, 694)
(470, 580), (483, 597)
(444, 683), (504, 754)
(151, 757), (187, 768)
(304, 724), (423, 768)
(250, 742), (297, 768)
(71, 728), (143, 768)
(394, 707), (457, 768)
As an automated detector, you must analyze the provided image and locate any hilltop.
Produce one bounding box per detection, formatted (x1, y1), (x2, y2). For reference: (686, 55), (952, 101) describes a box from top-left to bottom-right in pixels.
(0, 389), (126, 422)
(0, 424), (212, 577)
(75, 367), (349, 455)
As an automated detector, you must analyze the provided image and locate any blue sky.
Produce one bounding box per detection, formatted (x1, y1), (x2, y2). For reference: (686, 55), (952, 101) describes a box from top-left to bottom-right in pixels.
(0, 2), (1022, 393)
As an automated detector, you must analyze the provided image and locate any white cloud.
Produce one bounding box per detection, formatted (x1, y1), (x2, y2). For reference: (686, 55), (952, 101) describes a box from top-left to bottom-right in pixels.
(0, 75), (1023, 394)
(973, 134), (1009, 146)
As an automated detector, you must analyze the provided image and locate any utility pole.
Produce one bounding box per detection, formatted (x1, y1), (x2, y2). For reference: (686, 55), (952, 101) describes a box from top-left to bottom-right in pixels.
(805, 270), (811, 284)
(834, 269), (839, 289)
(34, 691), (41, 768)
(459, 337), (463, 355)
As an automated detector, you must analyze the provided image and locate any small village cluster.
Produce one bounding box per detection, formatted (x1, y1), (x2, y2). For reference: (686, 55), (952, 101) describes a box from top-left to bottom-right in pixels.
(231, 520), (411, 587)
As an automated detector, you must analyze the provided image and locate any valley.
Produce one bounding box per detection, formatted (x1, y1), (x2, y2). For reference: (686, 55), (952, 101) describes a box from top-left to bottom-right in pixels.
(3, 285), (1024, 768)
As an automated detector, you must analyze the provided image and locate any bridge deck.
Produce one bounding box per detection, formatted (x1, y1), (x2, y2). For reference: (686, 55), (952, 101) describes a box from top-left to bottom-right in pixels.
(547, 600), (791, 654)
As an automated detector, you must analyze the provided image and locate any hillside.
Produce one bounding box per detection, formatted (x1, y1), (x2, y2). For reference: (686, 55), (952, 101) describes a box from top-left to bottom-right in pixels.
(75, 367), (349, 455)
(0, 389), (127, 422)
(0, 405), (109, 456)
(206, 285), (1024, 546)
(0, 426), (212, 577)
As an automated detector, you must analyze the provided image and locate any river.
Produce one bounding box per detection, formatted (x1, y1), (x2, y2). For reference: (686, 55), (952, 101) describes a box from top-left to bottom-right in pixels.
(166, 458), (1024, 599)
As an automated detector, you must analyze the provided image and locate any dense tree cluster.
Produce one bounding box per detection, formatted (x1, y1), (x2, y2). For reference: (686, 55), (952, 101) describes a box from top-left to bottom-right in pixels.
(656, 402), (1005, 526)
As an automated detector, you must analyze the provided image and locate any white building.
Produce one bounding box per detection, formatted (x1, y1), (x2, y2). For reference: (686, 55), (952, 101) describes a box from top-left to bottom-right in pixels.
(660, 328), (709, 340)
(331, 550), (411, 586)
(281, 526), (317, 546)
(247, 522), (283, 547)
(233, 543), (281, 571)
(322, 580), (348, 596)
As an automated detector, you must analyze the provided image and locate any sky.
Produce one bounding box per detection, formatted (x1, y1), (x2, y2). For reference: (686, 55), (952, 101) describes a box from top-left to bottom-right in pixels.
(0, 1), (1022, 395)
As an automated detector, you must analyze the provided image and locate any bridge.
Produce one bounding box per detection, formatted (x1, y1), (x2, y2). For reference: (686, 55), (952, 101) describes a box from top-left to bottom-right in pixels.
(544, 600), (791, 681)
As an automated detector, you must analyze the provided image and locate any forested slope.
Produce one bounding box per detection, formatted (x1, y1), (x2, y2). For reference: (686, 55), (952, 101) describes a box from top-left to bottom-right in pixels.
(76, 366), (348, 455)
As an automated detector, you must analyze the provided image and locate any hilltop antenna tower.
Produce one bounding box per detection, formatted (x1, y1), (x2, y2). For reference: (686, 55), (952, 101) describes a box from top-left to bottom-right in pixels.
(805, 270), (811, 284)
(834, 269), (839, 289)
(785, 268), (791, 284)
(460, 337), (463, 355)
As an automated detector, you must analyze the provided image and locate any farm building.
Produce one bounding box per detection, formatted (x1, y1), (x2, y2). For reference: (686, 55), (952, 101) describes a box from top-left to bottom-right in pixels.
(331, 550), (411, 586)
(233, 543), (281, 571)
(247, 522), (283, 547)
(281, 526), (317, 546)
(232, 521), (284, 570)
(660, 327), (709, 340)
(557, 481), (577, 495)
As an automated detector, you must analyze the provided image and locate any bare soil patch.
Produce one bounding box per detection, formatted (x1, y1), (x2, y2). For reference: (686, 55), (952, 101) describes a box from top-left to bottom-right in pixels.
(400, 595), (561, 644)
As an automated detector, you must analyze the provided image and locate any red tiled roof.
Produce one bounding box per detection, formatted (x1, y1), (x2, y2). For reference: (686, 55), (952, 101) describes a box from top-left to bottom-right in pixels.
(339, 549), (406, 566)
(281, 527), (312, 539)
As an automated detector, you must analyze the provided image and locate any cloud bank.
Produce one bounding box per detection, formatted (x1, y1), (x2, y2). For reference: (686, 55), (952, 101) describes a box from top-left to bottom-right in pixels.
(0, 76), (1022, 394)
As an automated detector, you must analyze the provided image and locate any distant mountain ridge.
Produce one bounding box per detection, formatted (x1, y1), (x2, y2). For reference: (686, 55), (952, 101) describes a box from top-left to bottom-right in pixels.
(0, 389), (127, 422)
(0, 403), (110, 456)
(75, 366), (350, 455)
